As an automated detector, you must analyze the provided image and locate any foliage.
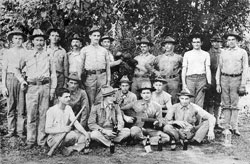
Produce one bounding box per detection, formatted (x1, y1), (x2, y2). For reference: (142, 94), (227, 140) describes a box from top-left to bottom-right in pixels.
(0, 0), (250, 53)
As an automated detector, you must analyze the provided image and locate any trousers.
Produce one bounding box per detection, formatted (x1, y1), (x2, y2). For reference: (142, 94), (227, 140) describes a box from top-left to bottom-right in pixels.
(163, 76), (180, 104)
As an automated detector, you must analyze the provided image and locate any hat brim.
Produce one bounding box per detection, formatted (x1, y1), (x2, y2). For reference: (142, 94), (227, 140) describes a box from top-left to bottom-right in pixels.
(102, 91), (116, 97)
(70, 37), (83, 43)
(223, 34), (242, 41)
(210, 38), (223, 42)
(137, 42), (154, 47)
(137, 87), (156, 92)
(152, 79), (168, 84)
(100, 36), (114, 43)
(177, 93), (194, 98)
(29, 34), (48, 40)
(7, 32), (27, 42)
(161, 41), (178, 46)
(66, 76), (81, 82)
(119, 80), (133, 84)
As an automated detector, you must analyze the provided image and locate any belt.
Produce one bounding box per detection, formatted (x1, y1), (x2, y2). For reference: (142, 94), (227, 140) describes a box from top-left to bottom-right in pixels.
(28, 79), (50, 85)
(221, 72), (242, 77)
(162, 74), (179, 79)
(187, 74), (206, 78)
(134, 74), (150, 78)
(86, 69), (106, 75)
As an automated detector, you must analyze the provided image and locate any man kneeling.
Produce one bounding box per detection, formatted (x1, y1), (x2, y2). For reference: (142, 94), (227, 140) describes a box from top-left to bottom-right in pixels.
(163, 90), (215, 145)
(45, 88), (90, 156)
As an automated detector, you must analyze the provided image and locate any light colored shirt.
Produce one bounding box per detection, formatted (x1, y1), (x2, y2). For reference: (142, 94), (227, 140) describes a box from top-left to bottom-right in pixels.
(17, 49), (57, 89)
(68, 51), (84, 78)
(108, 50), (114, 62)
(134, 53), (155, 76)
(69, 88), (89, 128)
(45, 104), (76, 130)
(80, 45), (109, 70)
(115, 90), (137, 116)
(183, 49), (210, 75)
(148, 52), (182, 77)
(151, 91), (172, 110)
(165, 102), (215, 128)
(47, 46), (69, 76)
(2, 47), (27, 73)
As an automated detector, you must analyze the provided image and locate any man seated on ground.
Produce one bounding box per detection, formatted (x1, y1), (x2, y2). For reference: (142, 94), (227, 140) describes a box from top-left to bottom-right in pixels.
(66, 72), (90, 129)
(45, 88), (90, 156)
(151, 76), (172, 116)
(88, 86), (130, 147)
(121, 82), (170, 145)
(163, 90), (215, 145)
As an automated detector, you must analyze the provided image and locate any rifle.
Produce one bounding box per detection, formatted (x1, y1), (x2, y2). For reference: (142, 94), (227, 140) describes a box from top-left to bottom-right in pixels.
(141, 118), (157, 122)
(47, 105), (86, 156)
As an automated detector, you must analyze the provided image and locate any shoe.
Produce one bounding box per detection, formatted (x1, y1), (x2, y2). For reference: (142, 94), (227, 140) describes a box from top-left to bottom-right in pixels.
(17, 134), (26, 139)
(214, 124), (224, 131)
(25, 144), (34, 150)
(61, 147), (74, 156)
(233, 130), (241, 136)
(4, 133), (14, 138)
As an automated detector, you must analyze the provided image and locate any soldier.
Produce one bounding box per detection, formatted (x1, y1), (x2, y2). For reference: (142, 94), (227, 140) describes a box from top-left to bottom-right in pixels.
(182, 34), (211, 108)
(204, 35), (223, 130)
(163, 91), (215, 145)
(47, 28), (68, 88)
(45, 88), (90, 156)
(88, 86), (130, 147)
(151, 76), (172, 115)
(121, 82), (170, 145)
(147, 36), (182, 103)
(114, 75), (137, 127)
(216, 31), (249, 136)
(80, 26), (111, 106)
(15, 29), (57, 149)
(132, 38), (155, 98)
(2, 28), (27, 138)
(66, 72), (89, 129)
(68, 34), (84, 80)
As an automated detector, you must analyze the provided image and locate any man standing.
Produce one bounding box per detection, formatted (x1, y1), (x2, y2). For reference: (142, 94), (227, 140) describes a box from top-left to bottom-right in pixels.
(216, 32), (248, 136)
(45, 88), (90, 156)
(182, 34), (211, 108)
(204, 35), (223, 130)
(66, 73), (89, 129)
(81, 26), (111, 106)
(88, 86), (130, 147)
(16, 29), (57, 149)
(132, 38), (155, 97)
(163, 91), (215, 145)
(147, 36), (182, 103)
(121, 82), (170, 145)
(68, 34), (84, 80)
(47, 28), (68, 88)
(2, 28), (27, 138)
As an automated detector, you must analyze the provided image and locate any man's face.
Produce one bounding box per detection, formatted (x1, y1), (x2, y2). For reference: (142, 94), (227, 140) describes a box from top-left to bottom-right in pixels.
(140, 43), (149, 54)
(67, 80), (79, 91)
(141, 89), (151, 101)
(153, 81), (163, 93)
(49, 31), (60, 44)
(211, 40), (221, 49)
(89, 31), (101, 44)
(71, 39), (82, 50)
(101, 39), (111, 49)
(59, 92), (71, 105)
(120, 83), (130, 94)
(104, 94), (116, 104)
(32, 37), (45, 50)
(163, 43), (174, 52)
(191, 38), (202, 50)
(179, 95), (191, 107)
(227, 36), (237, 48)
(12, 35), (24, 47)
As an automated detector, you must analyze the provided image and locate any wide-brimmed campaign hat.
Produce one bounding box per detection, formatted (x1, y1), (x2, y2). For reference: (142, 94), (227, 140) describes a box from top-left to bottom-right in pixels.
(88, 26), (101, 35)
(70, 33), (83, 42)
(100, 35), (114, 43)
(119, 75), (132, 84)
(101, 85), (116, 97)
(66, 72), (81, 83)
(210, 34), (223, 42)
(177, 90), (194, 98)
(151, 76), (168, 84)
(46, 28), (63, 37)
(223, 31), (242, 41)
(137, 38), (154, 47)
(7, 28), (27, 42)
(137, 82), (156, 92)
(29, 29), (48, 40)
(161, 36), (178, 46)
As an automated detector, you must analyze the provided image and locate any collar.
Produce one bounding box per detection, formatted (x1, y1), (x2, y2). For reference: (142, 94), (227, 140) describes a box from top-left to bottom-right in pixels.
(164, 51), (174, 56)
(180, 104), (191, 110)
(228, 46), (238, 51)
(47, 45), (62, 51)
(140, 52), (150, 56)
(69, 51), (81, 56)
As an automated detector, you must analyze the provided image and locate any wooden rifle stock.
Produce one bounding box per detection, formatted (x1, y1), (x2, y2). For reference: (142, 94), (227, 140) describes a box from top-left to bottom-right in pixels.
(47, 105), (86, 156)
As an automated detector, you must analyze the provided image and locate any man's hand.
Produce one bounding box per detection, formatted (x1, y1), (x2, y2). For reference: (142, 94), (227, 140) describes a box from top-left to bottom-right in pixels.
(2, 87), (8, 97)
(124, 115), (134, 123)
(216, 85), (221, 93)
(153, 120), (162, 128)
(50, 92), (55, 101)
(21, 81), (28, 91)
(172, 120), (188, 129)
(102, 129), (117, 138)
(84, 132), (91, 140)
(207, 130), (215, 140)
(62, 126), (71, 133)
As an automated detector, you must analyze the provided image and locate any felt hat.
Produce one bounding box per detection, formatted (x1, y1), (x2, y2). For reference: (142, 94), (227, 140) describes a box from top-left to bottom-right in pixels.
(137, 82), (156, 92)
(119, 75), (132, 84)
(137, 38), (154, 47)
(223, 31), (242, 41)
(7, 28), (27, 42)
(100, 35), (114, 42)
(177, 90), (194, 98)
(70, 33), (82, 42)
(151, 76), (168, 84)
(161, 36), (178, 46)
(210, 34), (223, 42)
(101, 85), (116, 97)
(66, 72), (81, 83)
(29, 29), (47, 40)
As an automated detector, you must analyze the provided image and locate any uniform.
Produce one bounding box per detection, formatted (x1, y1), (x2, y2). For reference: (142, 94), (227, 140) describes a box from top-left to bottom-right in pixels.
(68, 51), (84, 79)
(151, 91), (172, 114)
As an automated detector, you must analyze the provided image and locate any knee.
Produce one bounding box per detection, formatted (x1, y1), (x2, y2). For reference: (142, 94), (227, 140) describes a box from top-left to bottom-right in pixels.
(120, 128), (130, 137)
(130, 126), (142, 137)
(90, 130), (102, 140)
(163, 124), (173, 133)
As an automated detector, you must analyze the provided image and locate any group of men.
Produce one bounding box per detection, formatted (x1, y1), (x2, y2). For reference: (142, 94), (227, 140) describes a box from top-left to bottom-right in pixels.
(1, 24), (248, 155)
